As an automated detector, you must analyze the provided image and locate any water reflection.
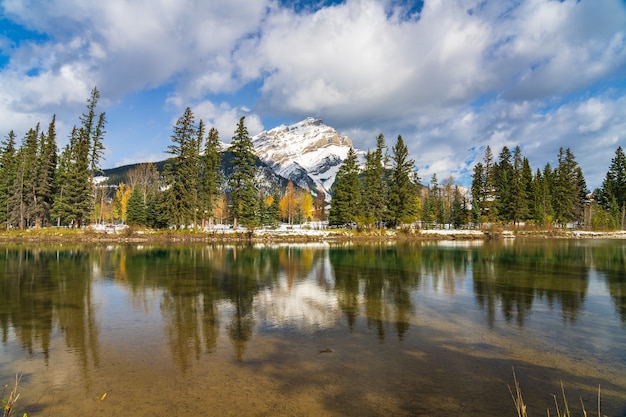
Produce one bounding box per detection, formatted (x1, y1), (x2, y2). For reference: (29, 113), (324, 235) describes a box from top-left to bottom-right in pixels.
(0, 246), (100, 369)
(1, 240), (625, 372)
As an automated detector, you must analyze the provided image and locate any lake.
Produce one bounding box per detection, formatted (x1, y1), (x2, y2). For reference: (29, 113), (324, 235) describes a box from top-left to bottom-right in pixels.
(1, 239), (625, 416)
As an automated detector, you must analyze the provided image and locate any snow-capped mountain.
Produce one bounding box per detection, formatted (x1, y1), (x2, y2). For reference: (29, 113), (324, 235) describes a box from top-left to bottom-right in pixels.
(252, 117), (360, 196)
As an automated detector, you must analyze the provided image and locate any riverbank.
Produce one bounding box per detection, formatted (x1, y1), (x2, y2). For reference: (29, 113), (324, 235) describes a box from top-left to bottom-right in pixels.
(0, 225), (625, 244)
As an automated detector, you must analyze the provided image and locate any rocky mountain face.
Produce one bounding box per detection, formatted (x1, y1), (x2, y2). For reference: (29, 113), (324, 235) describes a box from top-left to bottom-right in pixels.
(252, 117), (358, 197)
(103, 117), (358, 198)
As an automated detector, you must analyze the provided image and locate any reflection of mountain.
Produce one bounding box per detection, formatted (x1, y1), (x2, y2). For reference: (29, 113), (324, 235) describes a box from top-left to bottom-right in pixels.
(2, 241), (625, 376)
(255, 257), (339, 331)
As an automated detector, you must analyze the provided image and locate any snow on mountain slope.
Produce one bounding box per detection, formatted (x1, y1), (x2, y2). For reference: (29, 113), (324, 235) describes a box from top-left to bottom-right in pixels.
(252, 117), (360, 195)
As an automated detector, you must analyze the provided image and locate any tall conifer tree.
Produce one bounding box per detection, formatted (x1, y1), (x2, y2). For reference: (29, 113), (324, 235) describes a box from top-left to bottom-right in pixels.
(0, 131), (17, 229)
(161, 107), (199, 228)
(385, 135), (418, 228)
(329, 147), (360, 226)
(228, 116), (258, 229)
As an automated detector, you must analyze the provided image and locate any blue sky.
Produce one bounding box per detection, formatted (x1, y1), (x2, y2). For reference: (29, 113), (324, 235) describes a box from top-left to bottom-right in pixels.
(1, 0), (625, 190)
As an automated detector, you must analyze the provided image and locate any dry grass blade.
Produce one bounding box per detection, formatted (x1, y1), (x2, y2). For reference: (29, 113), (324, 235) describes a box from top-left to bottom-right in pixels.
(509, 368), (528, 417)
(2, 373), (23, 417)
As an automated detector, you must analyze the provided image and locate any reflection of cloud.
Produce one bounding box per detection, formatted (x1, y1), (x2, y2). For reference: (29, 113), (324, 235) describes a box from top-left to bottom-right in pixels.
(254, 259), (339, 331)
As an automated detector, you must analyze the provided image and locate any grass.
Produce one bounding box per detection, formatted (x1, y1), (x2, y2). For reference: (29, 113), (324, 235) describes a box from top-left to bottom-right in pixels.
(2, 374), (24, 417)
(510, 369), (606, 417)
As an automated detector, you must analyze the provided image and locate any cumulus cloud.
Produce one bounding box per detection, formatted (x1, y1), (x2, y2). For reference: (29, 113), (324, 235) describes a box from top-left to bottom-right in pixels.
(0, 0), (624, 190)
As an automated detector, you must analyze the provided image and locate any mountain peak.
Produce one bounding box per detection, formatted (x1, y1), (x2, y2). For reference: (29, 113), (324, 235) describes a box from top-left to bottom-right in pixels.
(253, 117), (357, 195)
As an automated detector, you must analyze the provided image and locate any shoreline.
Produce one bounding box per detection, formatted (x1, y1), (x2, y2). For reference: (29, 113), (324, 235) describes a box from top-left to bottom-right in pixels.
(0, 227), (625, 244)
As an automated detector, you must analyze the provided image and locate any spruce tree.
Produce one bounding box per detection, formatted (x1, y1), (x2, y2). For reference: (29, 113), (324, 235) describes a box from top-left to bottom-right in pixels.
(360, 133), (387, 228)
(509, 146), (529, 225)
(50, 142), (74, 226)
(495, 146), (513, 223)
(161, 107), (199, 228)
(553, 148), (586, 227)
(483, 146), (498, 222)
(80, 87), (106, 223)
(126, 186), (147, 226)
(0, 131), (17, 229)
(329, 147), (360, 226)
(34, 115), (58, 228)
(385, 135), (418, 228)
(201, 127), (223, 228)
(598, 146), (626, 229)
(471, 162), (485, 226)
(228, 116), (258, 230)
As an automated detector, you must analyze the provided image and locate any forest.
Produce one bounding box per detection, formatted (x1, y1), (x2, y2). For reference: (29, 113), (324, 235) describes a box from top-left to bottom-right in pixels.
(0, 88), (625, 232)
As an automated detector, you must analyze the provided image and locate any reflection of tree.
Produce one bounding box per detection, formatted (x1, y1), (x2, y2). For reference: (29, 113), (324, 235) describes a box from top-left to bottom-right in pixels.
(0, 247), (100, 371)
(223, 246), (261, 361)
(472, 241), (590, 327)
(592, 244), (626, 323)
(329, 244), (418, 340)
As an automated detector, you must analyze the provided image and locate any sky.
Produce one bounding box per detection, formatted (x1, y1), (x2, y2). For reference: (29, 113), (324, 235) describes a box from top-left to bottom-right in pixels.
(0, 0), (625, 191)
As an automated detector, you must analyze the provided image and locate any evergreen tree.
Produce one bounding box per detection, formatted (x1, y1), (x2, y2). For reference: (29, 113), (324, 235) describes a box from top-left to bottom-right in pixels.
(200, 126), (222, 228)
(451, 185), (466, 228)
(50, 142), (74, 226)
(553, 148), (586, 227)
(228, 116), (258, 229)
(11, 125), (40, 229)
(598, 146), (626, 229)
(161, 107), (200, 228)
(509, 146), (529, 225)
(0, 131), (17, 229)
(329, 147), (361, 226)
(34, 115), (58, 228)
(80, 87), (106, 223)
(521, 157), (534, 224)
(483, 145), (498, 222)
(385, 135), (418, 228)
(68, 124), (93, 227)
(360, 134), (387, 228)
(471, 162), (486, 225)
(126, 186), (147, 226)
(422, 174), (442, 228)
(494, 146), (513, 223)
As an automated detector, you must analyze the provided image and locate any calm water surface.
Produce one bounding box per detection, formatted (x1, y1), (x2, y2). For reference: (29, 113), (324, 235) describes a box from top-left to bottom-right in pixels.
(1, 239), (625, 416)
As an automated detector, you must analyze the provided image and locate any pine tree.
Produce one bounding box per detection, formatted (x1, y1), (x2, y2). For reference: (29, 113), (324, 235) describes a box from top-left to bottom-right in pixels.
(0, 131), (17, 229)
(34, 115), (58, 228)
(553, 148), (586, 227)
(451, 185), (466, 228)
(126, 186), (147, 226)
(228, 116), (258, 230)
(483, 146), (498, 222)
(509, 146), (529, 225)
(161, 107), (199, 228)
(200, 126), (222, 229)
(385, 135), (418, 228)
(598, 146), (626, 229)
(68, 124), (92, 227)
(80, 87), (107, 223)
(495, 146), (513, 223)
(471, 162), (486, 226)
(360, 134), (387, 228)
(50, 142), (74, 226)
(11, 125), (40, 229)
(329, 147), (361, 226)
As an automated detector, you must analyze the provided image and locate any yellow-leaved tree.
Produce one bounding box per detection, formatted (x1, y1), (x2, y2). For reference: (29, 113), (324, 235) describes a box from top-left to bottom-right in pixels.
(114, 182), (132, 224)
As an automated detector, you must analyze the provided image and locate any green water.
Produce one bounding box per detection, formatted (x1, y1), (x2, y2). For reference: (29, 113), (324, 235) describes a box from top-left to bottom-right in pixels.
(1, 240), (625, 416)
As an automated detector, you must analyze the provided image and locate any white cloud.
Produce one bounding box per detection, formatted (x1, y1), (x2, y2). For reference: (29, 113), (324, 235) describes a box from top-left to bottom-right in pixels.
(0, 0), (624, 189)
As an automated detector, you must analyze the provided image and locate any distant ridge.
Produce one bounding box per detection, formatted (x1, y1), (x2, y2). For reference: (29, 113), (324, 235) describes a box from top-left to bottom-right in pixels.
(103, 117), (360, 197)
